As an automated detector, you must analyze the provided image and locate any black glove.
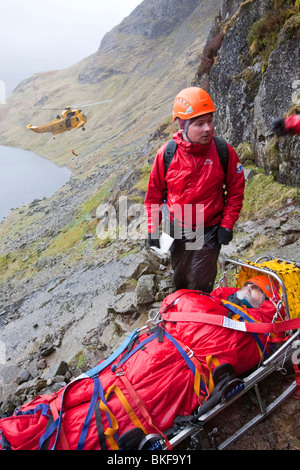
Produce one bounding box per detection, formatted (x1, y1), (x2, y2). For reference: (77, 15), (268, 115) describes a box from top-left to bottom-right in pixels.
(148, 233), (160, 249)
(271, 118), (287, 137)
(218, 226), (233, 245)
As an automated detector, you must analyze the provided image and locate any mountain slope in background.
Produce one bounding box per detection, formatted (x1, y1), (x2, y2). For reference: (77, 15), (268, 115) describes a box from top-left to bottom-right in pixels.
(0, 0), (222, 283)
(0, 0), (220, 171)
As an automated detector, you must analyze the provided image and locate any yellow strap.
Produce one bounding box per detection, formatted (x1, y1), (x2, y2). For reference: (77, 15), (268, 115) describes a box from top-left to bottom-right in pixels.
(206, 356), (221, 393)
(99, 400), (119, 450)
(105, 384), (148, 435)
(194, 367), (201, 398)
(98, 383), (149, 450)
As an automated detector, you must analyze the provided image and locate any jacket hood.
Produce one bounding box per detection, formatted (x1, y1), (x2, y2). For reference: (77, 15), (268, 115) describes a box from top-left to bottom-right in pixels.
(172, 131), (214, 155)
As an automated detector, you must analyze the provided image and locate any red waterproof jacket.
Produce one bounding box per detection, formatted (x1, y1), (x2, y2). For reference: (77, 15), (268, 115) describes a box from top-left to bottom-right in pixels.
(145, 131), (245, 233)
(285, 114), (300, 135)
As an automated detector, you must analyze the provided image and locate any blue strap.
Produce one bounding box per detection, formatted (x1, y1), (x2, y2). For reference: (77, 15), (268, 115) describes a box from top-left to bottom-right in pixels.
(50, 385), (69, 450)
(38, 418), (59, 450)
(223, 301), (257, 323)
(164, 330), (207, 395)
(97, 378), (113, 429)
(111, 329), (160, 372)
(86, 328), (139, 378)
(0, 430), (12, 450)
(14, 403), (50, 418)
(77, 377), (101, 450)
(223, 301), (268, 359)
(76, 376), (119, 450)
(163, 330), (195, 374)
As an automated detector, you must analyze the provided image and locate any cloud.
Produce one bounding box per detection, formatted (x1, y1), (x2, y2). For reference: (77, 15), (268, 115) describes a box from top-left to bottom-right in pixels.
(0, 0), (142, 94)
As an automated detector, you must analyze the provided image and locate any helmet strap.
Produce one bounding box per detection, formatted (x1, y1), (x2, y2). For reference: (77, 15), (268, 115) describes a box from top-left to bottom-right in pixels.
(183, 119), (193, 143)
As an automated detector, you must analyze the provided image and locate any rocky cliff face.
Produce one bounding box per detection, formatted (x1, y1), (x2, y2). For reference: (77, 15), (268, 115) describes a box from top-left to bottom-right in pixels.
(197, 0), (300, 186)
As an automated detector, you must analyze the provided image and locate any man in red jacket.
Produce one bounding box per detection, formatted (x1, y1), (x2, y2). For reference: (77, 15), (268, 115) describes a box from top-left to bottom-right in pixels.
(271, 114), (300, 136)
(145, 87), (245, 293)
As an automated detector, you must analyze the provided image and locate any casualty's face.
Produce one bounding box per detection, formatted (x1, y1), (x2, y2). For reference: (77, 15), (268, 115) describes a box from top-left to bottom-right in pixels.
(186, 113), (214, 145)
(237, 283), (266, 309)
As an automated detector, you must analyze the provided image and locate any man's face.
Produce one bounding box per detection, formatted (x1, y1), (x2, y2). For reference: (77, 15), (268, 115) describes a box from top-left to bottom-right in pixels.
(248, 284), (266, 308)
(186, 113), (214, 145)
(243, 283), (266, 309)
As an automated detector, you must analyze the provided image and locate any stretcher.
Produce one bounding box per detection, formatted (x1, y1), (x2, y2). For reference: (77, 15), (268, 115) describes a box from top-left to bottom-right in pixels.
(1, 255), (300, 451)
(164, 255), (300, 450)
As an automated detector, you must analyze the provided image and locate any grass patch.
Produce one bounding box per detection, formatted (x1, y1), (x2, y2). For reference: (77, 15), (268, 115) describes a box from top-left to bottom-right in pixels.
(247, 1), (299, 63)
(43, 177), (117, 257)
(45, 216), (97, 256)
(240, 172), (300, 221)
(134, 164), (152, 192)
(81, 179), (117, 214)
(119, 247), (140, 258)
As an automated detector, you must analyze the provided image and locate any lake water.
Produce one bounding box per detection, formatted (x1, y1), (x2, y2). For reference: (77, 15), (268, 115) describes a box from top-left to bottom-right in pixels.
(0, 146), (71, 222)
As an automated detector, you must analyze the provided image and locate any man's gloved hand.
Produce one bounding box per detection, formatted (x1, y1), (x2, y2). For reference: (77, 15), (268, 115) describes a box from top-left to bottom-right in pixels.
(218, 226), (233, 245)
(148, 233), (160, 249)
(271, 118), (287, 137)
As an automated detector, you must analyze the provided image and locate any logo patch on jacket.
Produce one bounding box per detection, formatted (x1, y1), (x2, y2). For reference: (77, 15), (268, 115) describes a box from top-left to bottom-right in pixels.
(237, 163), (243, 173)
(204, 158), (213, 165)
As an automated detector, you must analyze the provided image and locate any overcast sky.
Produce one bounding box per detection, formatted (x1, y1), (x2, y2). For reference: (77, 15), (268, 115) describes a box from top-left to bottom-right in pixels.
(0, 0), (142, 97)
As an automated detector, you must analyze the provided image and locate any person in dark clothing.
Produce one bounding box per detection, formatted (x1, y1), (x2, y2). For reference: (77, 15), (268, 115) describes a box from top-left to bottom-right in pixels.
(271, 114), (300, 136)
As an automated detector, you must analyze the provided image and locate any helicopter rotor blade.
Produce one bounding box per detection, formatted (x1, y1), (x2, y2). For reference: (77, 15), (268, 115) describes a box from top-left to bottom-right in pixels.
(30, 100), (113, 112)
(71, 99), (113, 108)
(31, 107), (65, 110)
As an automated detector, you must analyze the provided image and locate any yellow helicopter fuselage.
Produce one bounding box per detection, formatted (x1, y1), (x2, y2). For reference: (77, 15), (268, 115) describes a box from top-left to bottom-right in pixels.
(27, 108), (87, 135)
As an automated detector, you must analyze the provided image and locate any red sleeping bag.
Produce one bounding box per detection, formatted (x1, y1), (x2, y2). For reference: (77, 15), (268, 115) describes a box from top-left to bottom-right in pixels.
(0, 287), (277, 450)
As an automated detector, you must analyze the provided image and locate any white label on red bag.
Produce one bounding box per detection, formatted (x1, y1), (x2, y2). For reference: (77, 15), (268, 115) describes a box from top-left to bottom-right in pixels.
(223, 317), (247, 331)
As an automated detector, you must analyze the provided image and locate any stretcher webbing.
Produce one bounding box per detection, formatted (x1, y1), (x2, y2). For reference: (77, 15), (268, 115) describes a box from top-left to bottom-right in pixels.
(166, 333), (209, 400)
(117, 373), (173, 450)
(161, 311), (300, 336)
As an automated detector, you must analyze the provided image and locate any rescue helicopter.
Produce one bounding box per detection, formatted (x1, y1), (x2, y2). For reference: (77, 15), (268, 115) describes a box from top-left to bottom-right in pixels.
(27, 100), (112, 136)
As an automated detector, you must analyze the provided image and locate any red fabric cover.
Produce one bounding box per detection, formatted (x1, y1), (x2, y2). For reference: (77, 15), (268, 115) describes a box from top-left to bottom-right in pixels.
(0, 287), (276, 450)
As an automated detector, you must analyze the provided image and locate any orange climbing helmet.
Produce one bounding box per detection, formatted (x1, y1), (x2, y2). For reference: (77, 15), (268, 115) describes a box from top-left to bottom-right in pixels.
(172, 87), (216, 121)
(245, 275), (277, 299)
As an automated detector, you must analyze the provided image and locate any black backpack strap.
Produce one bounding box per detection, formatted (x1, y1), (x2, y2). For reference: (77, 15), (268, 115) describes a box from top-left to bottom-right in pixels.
(213, 136), (229, 179)
(164, 136), (229, 178)
(164, 139), (178, 174)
